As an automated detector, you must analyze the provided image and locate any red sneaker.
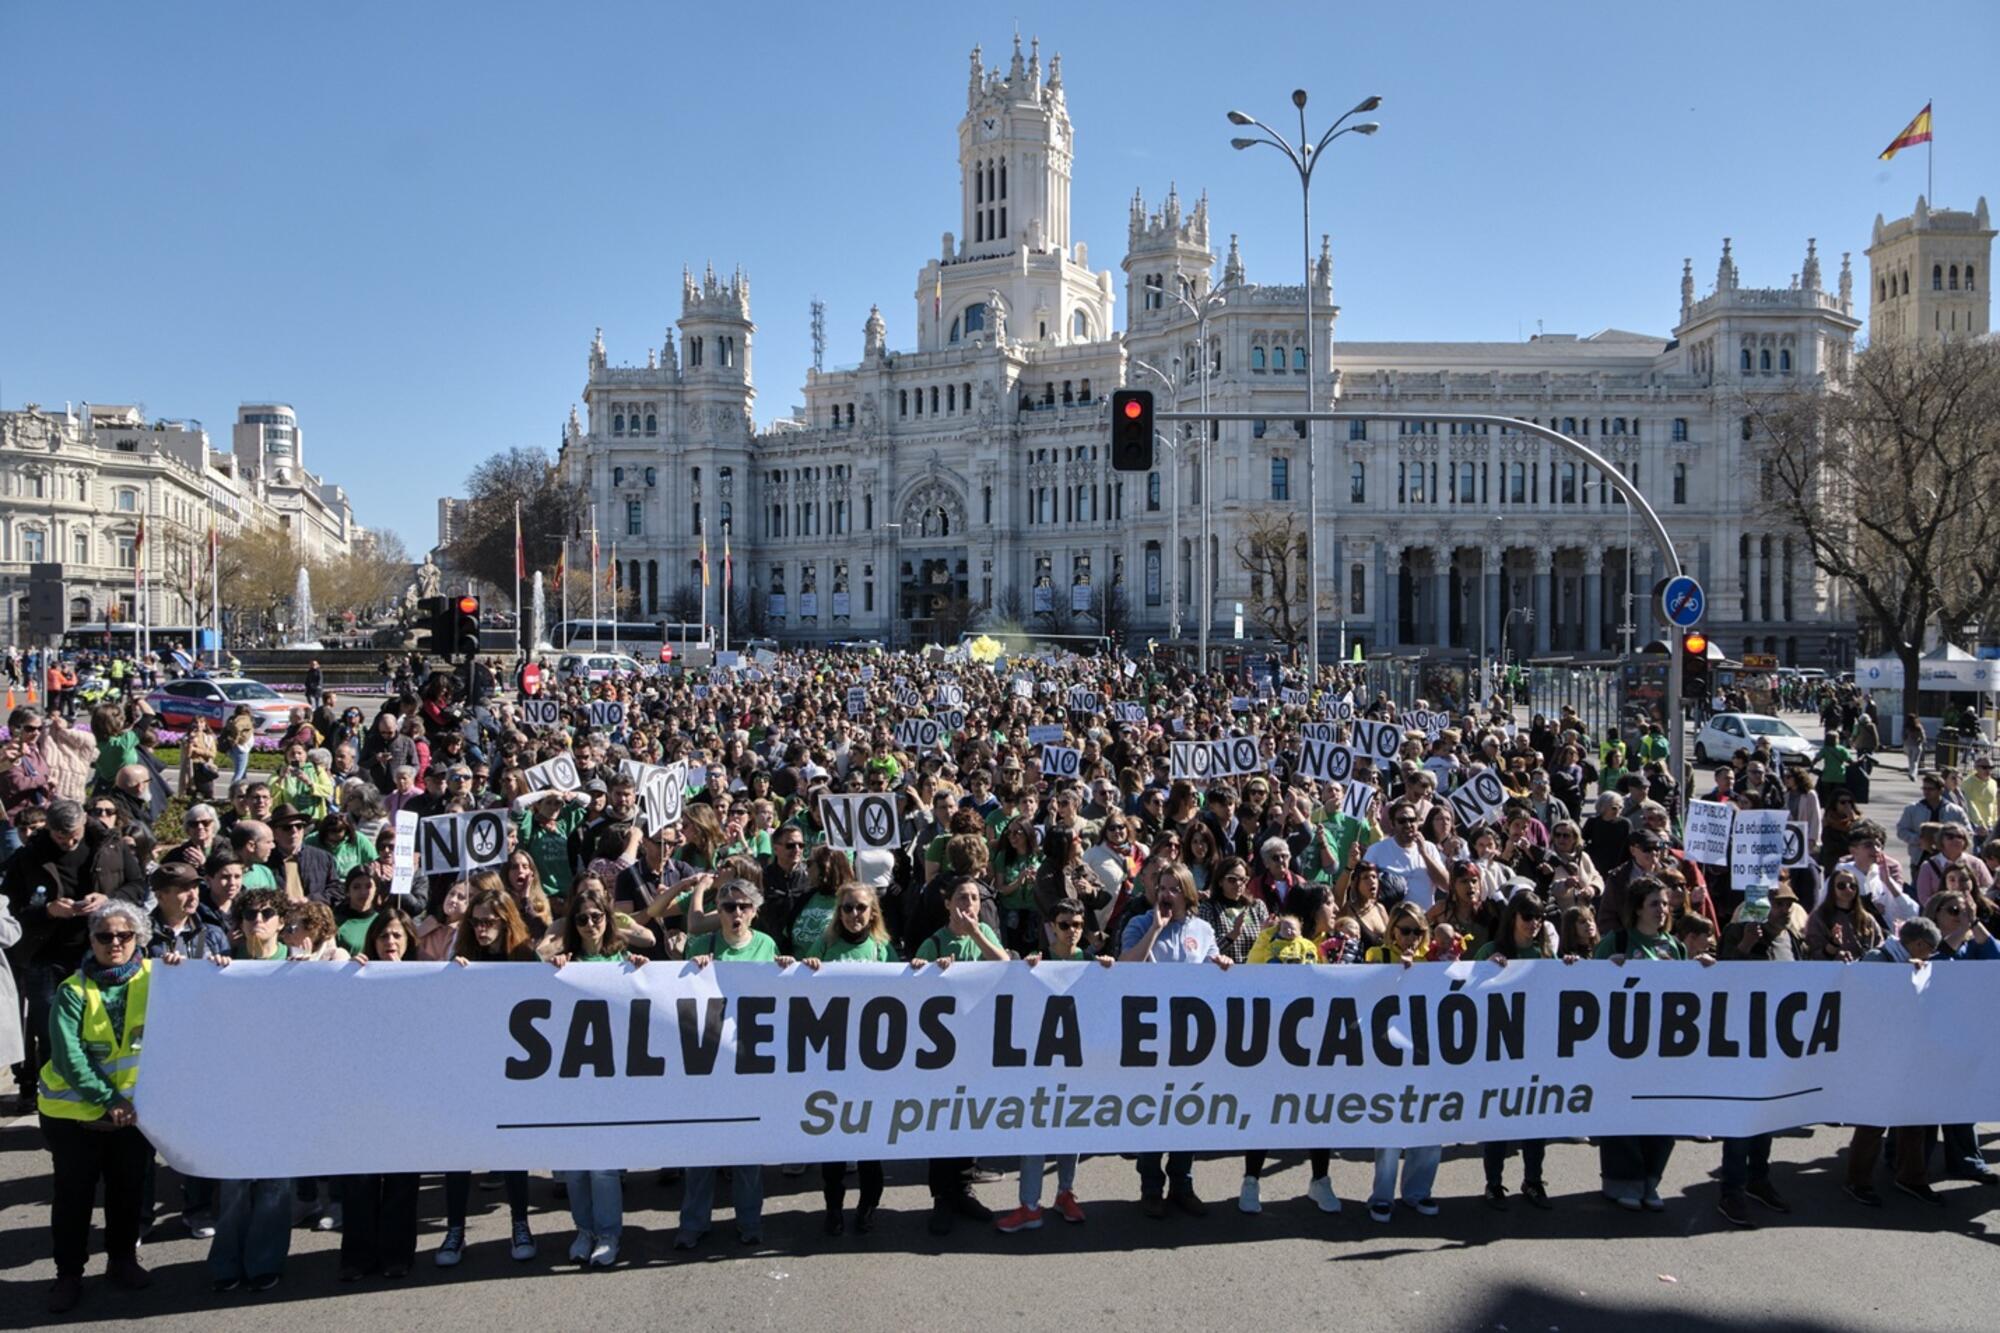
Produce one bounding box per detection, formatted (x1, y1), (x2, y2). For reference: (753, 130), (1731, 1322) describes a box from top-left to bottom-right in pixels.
(1054, 1190), (1086, 1224)
(995, 1204), (1044, 1233)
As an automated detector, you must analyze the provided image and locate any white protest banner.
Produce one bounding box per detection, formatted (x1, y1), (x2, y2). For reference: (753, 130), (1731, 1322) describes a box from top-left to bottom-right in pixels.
(1783, 821), (1813, 870)
(135, 960), (2000, 1177)
(1731, 808), (1789, 891)
(1170, 736), (1264, 782)
(1281, 688), (1308, 710)
(388, 809), (419, 899)
(588, 700), (627, 730)
(1229, 696), (1251, 713)
(860, 666), (876, 682)
(1684, 800), (1735, 866)
(1445, 771), (1510, 830)
(1348, 717), (1403, 765)
(1300, 722), (1338, 743)
(621, 759), (686, 833)
(895, 687), (924, 710)
(1323, 692), (1356, 722)
(1342, 777), (1378, 820)
(846, 686), (866, 716)
(1296, 737), (1357, 784)
(1066, 686), (1102, 714)
(418, 809), (510, 877)
(1026, 723), (1066, 746)
(522, 752), (581, 793)
(1111, 702), (1147, 725)
(1040, 744), (1082, 779)
(519, 699), (562, 731)
(894, 717), (943, 750)
(937, 707), (966, 733)
(934, 683), (965, 709)
(819, 791), (903, 853)
(1012, 676), (1034, 700)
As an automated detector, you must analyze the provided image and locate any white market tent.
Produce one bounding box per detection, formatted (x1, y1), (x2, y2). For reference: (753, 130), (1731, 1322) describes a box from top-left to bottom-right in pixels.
(1854, 642), (2000, 693)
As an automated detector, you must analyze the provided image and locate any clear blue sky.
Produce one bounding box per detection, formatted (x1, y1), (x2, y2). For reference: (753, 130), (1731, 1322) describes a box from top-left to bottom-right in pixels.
(4, 0), (1992, 551)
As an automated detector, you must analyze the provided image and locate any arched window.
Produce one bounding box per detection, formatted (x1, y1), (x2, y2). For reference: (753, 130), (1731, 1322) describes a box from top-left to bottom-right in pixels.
(1879, 277), (1887, 301)
(612, 413), (624, 435)
(1250, 346), (1266, 371)
(689, 337), (703, 366)
(1562, 417), (1577, 434)
(113, 488), (138, 512)
(1967, 264), (1978, 291)
(1349, 461), (1365, 503)
(1269, 343), (1286, 374)
(949, 317), (960, 343)
(1933, 264), (1944, 291)
(1900, 270), (1908, 295)
(1779, 349), (1792, 372)
(1740, 349), (1753, 373)
(962, 302), (987, 334)
(645, 467), (657, 486)
(645, 413), (657, 434)
(720, 501), (733, 529)
(1950, 265), (1960, 290)
(1759, 348), (1771, 372)
(1071, 310), (1088, 339)
(1293, 346), (1307, 371)
(1146, 471), (1161, 511)
(73, 531), (89, 564)
(1561, 462), (1577, 503)
(613, 466), (625, 486)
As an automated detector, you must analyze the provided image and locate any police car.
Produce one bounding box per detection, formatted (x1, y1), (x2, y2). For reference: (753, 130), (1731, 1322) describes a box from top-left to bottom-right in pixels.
(145, 677), (296, 734)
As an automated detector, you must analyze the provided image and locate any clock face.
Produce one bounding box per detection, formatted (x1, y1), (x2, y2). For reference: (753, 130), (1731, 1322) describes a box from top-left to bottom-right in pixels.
(980, 116), (998, 139)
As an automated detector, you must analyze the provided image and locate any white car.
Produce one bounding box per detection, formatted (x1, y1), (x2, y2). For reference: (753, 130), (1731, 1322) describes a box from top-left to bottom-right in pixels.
(557, 652), (642, 683)
(1693, 712), (1820, 765)
(145, 677), (296, 735)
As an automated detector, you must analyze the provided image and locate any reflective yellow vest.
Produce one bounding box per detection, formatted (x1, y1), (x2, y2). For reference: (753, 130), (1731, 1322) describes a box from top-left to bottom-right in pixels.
(37, 962), (151, 1122)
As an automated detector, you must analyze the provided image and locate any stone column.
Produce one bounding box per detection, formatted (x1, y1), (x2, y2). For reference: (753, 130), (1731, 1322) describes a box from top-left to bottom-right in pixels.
(1583, 545), (1604, 655)
(1745, 535), (1763, 625)
(1532, 546), (1553, 657)
(1432, 551), (1452, 649)
(1380, 543), (1402, 650)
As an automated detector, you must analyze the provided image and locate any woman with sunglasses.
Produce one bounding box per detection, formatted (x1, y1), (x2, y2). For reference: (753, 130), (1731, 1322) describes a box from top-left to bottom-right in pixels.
(339, 909), (422, 1282)
(278, 900), (349, 961)
(1339, 860), (1392, 951)
(678, 880), (779, 1249)
(1474, 890), (1561, 1210)
(1835, 822), (1918, 933)
(1430, 862), (1494, 951)
(36, 900), (156, 1314)
(994, 816), (1043, 947)
(1198, 856), (1268, 965)
(1803, 867), (1884, 961)
(550, 886), (645, 1268)
(431, 887), (540, 1268)
(801, 882), (898, 1233)
(1362, 901), (1442, 1223)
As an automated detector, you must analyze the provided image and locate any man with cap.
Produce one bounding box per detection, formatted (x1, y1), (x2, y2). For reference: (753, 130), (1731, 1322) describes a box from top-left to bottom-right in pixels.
(267, 804), (339, 905)
(146, 861), (231, 961)
(1600, 830), (1670, 933)
(405, 766), (451, 820)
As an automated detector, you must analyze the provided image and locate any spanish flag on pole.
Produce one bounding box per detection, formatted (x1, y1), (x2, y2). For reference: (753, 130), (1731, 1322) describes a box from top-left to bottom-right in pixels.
(1879, 102), (1932, 160)
(700, 530), (711, 590)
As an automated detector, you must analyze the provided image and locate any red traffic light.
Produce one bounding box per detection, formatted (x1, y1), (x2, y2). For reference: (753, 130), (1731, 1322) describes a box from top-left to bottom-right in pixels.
(1683, 632), (1707, 656)
(1121, 398), (1144, 419)
(455, 595), (479, 615)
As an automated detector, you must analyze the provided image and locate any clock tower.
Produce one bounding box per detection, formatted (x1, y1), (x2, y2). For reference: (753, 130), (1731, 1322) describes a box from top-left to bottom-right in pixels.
(918, 35), (1114, 350)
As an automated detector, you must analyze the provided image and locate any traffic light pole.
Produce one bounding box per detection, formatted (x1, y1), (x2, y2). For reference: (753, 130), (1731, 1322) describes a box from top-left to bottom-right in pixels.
(1153, 407), (1688, 794)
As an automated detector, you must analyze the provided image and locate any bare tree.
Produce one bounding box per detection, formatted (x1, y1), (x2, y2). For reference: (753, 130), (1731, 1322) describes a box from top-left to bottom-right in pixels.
(932, 596), (977, 645)
(1754, 337), (2000, 719)
(664, 583), (703, 624)
(1085, 582), (1129, 643)
(1235, 510), (1309, 646)
(986, 583), (1029, 628)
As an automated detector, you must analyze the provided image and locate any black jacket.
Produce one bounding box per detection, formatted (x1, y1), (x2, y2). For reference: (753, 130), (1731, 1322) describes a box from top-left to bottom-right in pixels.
(268, 843), (340, 906)
(3, 821), (148, 967)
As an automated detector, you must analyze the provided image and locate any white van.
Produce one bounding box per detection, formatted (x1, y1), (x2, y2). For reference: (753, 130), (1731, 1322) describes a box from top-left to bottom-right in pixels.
(557, 652), (643, 683)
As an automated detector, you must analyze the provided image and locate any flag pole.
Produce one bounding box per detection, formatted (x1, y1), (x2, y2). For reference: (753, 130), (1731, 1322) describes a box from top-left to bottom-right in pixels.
(209, 527), (221, 669)
(513, 500), (523, 665)
(589, 504), (600, 650)
(722, 523), (731, 655)
(1929, 98), (1934, 201)
(611, 540), (620, 656)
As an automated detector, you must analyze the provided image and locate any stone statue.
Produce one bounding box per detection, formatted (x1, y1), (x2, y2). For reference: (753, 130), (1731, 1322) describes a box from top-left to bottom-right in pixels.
(416, 557), (442, 599)
(987, 289), (1007, 344)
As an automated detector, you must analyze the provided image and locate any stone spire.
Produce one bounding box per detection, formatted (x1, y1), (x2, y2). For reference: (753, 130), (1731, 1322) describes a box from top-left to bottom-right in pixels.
(589, 327), (606, 370)
(1680, 258), (1695, 321)
(647, 347), (656, 369)
(1716, 238), (1737, 293)
(967, 44), (983, 107)
(863, 304), (886, 360)
(1314, 234), (1332, 292)
(567, 404), (581, 441)
(1839, 251), (1854, 307)
(662, 326), (677, 371)
(1009, 30), (1024, 83)
(1801, 237), (1821, 292)
(1028, 35), (1040, 89)
(1047, 51), (1062, 94)
(1223, 233), (1245, 286)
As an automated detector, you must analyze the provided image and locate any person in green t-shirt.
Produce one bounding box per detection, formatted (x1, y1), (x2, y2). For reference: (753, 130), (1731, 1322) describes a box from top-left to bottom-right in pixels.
(516, 791), (589, 897)
(913, 877), (1009, 965)
(686, 880), (783, 965)
(1817, 730), (1854, 788)
(333, 866), (383, 958)
(555, 886), (648, 966)
(89, 703), (141, 794)
(799, 881), (899, 1235)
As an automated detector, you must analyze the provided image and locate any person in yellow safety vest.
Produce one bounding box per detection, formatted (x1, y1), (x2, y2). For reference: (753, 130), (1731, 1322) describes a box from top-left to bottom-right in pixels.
(37, 900), (155, 1316)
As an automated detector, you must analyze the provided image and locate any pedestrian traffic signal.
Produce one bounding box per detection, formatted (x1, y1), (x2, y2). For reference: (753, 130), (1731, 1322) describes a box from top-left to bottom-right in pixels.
(1110, 389), (1154, 471)
(450, 595), (482, 657)
(1681, 630), (1710, 700)
(414, 595), (450, 657)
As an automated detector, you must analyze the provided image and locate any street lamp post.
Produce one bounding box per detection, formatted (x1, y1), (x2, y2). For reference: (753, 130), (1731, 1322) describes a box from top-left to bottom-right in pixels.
(1131, 358), (1181, 643)
(1164, 272), (1228, 672)
(1230, 90), (1380, 681)
(884, 522), (902, 649)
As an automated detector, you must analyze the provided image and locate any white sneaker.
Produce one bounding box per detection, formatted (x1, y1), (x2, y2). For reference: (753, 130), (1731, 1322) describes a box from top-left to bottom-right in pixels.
(588, 1239), (617, 1268)
(568, 1230), (594, 1263)
(1237, 1175), (1262, 1214)
(1306, 1175), (1342, 1214)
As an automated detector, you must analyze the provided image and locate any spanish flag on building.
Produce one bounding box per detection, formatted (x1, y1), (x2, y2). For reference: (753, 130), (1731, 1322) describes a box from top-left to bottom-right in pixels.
(1879, 103), (1932, 160)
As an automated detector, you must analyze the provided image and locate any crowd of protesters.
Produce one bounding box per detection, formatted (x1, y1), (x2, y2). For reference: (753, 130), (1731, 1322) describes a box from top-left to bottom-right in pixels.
(3, 639), (1994, 1314)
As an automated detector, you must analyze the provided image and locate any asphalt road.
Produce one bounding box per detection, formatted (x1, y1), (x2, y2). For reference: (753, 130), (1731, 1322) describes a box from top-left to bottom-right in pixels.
(5, 709), (1991, 1333)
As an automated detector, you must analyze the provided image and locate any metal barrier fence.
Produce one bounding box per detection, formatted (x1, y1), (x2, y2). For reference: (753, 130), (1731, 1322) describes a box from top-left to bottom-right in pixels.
(1528, 664), (1622, 740)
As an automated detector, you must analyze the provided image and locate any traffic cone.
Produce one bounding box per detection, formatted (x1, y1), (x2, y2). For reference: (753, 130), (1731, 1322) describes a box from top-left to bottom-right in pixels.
(4, 688), (13, 711)
(26, 681), (37, 705)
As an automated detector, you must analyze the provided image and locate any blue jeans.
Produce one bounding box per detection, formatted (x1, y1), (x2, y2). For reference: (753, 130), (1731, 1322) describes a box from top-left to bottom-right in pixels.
(1018, 1154), (1078, 1207)
(562, 1170), (622, 1247)
(1370, 1146), (1442, 1207)
(229, 745), (251, 785)
(1720, 1135), (1772, 1193)
(678, 1165), (763, 1241)
(208, 1178), (293, 1281)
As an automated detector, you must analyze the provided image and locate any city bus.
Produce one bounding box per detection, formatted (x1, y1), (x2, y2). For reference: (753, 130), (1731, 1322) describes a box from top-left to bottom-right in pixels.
(549, 619), (714, 665)
(60, 623), (208, 656)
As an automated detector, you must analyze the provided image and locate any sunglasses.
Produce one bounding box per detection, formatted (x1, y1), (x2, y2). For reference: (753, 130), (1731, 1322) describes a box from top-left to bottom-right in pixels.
(91, 806), (117, 817)
(1053, 919), (1084, 931)
(93, 930), (137, 945)
(1394, 926), (1426, 939)
(244, 908), (279, 921)
(778, 841), (804, 850)
(575, 911), (607, 925)
(839, 902), (872, 916)
(472, 915), (500, 928)
(719, 901), (755, 915)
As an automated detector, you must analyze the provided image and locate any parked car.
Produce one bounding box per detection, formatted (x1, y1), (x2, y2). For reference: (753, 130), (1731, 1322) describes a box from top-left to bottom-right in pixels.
(557, 653), (643, 683)
(146, 677), (296, 735)
(1693, 712), (1820, 765)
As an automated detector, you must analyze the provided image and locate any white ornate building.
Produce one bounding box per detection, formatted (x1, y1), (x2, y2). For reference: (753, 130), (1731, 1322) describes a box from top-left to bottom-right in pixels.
(0, 400), (359, 639)
(558, 37), (1990, 666)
